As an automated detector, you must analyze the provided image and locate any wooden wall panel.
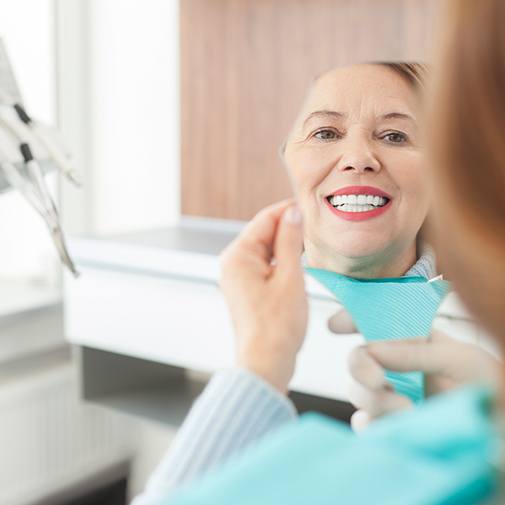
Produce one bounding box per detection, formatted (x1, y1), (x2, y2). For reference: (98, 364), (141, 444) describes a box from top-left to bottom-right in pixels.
(180, 0), (438, 220)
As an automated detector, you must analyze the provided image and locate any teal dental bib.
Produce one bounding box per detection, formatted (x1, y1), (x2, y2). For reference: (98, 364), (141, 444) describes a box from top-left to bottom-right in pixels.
(305, 268), (451, 403)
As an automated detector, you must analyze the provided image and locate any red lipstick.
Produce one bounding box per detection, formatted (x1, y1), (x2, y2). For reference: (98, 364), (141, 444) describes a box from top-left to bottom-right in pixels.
(325, 185), (393, 222)
(328, 185), (392, 199)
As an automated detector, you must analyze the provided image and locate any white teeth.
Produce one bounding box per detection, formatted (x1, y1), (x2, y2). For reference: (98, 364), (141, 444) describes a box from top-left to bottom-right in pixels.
(338, 204), (376, 212)
(339, 204), (376, 212)
(328, 194), (389, 212)
(329, 194), (388, 204)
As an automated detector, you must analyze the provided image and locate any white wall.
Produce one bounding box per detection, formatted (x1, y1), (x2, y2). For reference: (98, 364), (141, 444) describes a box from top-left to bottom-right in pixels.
(55, 2), (182, 497)
(58, 0), (180, 236)
(0, 0), (57, 281)
(0, 1), (55, 120)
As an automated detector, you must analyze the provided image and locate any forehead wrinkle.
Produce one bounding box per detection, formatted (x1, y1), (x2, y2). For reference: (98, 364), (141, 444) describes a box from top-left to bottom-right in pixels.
(291, 71), (418, 138)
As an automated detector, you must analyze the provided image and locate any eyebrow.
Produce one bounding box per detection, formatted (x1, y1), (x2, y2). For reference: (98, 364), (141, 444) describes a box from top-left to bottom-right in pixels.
(378, 112), (416, 123)
(302, 110), (344, 128)
(302, 110), (416, 128)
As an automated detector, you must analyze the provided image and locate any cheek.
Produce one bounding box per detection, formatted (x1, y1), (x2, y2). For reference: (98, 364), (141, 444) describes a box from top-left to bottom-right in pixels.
(401, 174), (429, 201)
(391, 159), (431, 217)
(400, 192), (430, 241)
(285, 148), (335, 199)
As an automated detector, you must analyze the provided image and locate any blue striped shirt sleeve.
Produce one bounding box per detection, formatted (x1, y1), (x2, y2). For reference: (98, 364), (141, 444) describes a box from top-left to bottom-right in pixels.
(131, 367), (297, 505)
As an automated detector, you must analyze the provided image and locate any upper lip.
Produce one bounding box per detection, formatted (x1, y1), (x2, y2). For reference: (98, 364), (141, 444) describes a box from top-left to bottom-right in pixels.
(326, 185), (393, 200)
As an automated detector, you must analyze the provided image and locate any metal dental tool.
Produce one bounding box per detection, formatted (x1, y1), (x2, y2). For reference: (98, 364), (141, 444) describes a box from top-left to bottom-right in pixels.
(0, 148), (79, 277)
(0, 87), (81, 187)
(0, 37), (80, 276)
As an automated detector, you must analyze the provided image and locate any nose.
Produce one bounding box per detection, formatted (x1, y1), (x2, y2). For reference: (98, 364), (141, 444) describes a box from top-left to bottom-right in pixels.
(335, 133), (381, 174)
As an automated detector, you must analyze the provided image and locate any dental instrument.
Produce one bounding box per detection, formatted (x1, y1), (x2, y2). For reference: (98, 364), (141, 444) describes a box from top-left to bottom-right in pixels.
(0, 37), (80, 276)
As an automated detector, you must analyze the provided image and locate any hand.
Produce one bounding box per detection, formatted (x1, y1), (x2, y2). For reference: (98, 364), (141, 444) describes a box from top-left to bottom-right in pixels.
(219, 199), (308, 394)
(347, 330), (502, 431)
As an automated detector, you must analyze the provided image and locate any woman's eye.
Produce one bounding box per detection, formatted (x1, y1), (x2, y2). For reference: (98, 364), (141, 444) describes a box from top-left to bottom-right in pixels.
(382, 131), (408, 144)
(313, 129), (340, 141)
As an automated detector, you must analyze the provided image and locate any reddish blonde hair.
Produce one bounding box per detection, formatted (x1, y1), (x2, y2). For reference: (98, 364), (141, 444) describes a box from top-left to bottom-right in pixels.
(428, 0), (505, 339)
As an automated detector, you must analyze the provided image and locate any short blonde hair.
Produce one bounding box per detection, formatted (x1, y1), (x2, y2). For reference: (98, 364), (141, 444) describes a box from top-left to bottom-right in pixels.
(376, 62), (428, 91)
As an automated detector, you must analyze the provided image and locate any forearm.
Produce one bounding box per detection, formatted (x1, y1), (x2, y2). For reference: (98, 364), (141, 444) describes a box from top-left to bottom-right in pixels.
(131, 367), (297, 505)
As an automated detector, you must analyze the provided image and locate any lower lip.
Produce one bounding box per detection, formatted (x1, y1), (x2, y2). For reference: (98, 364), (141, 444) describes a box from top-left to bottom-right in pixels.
(324, 198), (393, 221)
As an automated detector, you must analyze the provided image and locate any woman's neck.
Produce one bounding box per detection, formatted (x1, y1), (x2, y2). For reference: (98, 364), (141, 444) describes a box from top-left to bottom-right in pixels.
(304, 242), (418, 279)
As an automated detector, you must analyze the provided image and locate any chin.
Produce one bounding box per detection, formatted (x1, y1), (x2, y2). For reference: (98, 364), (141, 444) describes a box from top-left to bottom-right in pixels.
(332, 244), (387, 260)
(329, 233), (391, 259)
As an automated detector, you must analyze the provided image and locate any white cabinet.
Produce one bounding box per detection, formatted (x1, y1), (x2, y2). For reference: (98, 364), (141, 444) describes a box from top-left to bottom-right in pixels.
(64, 221), (361, 417)
(65, 266), (361, 401)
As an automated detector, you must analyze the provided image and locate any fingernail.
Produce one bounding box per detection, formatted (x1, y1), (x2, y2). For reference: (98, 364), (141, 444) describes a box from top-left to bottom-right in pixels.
(284, 205), (302, 225)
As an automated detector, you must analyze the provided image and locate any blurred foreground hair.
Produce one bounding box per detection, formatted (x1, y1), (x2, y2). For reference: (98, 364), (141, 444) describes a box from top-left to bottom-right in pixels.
(428, 0), (505, 339)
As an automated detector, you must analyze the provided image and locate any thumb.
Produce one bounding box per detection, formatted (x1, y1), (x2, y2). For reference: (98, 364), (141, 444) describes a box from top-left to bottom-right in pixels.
(366, 338), (449, 375)
(328, 307), (358, 334)
(274, 205), (304, 277)
(350, 410), (372, 432)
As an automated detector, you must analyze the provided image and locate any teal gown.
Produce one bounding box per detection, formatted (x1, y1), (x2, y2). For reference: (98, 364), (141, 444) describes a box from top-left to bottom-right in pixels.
(165, 386), (498, 505)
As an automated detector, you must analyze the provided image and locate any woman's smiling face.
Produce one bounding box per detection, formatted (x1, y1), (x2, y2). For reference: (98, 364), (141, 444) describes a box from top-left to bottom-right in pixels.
(284, 64), (430, 277)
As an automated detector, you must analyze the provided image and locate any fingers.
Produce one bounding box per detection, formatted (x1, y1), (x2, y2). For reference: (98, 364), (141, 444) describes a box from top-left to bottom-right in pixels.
(348, 378), (413, 419)
(366, 338), (448, 375)
(327, 308), (358, 334)
(220, 199), (295, 281)
(347, 334), (500, 432)
(347, 345), (413, 430)
(348, 346), (389, 390)
(239, 199), (295, 262)
(273, 204), (304, 279)
(366, 331), (489, 376)
(350, 410), (372, 432)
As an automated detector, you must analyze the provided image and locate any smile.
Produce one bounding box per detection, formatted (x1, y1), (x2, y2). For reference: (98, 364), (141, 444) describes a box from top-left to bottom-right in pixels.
(324, 185), (393, 221)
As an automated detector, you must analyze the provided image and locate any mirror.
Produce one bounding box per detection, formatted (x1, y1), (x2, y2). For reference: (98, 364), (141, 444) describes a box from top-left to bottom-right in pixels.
(283, 63), (429, 280)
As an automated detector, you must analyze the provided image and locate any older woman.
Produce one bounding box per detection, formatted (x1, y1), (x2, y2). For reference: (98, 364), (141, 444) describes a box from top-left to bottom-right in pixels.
(141, 1), (504, 503)
(284, 63), (430, 279)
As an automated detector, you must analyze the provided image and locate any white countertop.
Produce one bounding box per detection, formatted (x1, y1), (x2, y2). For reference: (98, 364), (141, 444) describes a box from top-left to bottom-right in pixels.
(66, 217), (334, 300)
